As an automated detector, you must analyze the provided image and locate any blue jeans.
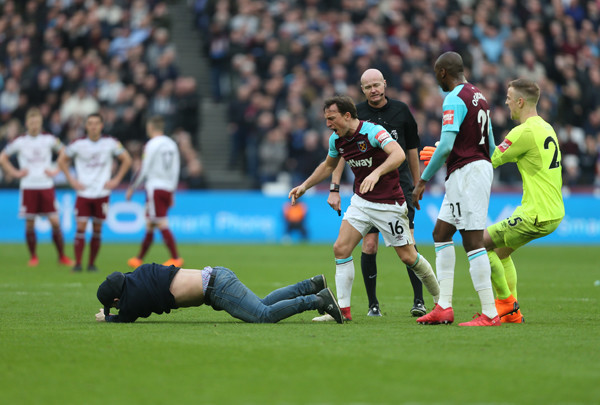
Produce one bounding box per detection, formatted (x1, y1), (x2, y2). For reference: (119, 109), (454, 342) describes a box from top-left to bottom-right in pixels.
(207, 267), (320, 323)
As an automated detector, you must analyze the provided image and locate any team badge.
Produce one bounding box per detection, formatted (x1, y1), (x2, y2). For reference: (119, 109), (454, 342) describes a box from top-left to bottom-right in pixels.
(357, 140), (368, 152)
(375, 130), (390, 144)
(498, 139), (512, 152)
(443, 110), (454, 125)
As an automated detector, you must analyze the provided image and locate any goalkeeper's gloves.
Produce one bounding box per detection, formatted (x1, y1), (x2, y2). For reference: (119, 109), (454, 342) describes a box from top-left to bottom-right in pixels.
(420, 146), (436, 167)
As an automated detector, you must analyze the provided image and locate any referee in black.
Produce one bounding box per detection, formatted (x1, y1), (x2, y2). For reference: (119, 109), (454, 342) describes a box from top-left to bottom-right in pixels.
(327, 68), (426, 317)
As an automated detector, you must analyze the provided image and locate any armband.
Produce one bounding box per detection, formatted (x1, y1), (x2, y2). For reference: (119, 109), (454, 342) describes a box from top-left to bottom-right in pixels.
(330, 183), (340, 192)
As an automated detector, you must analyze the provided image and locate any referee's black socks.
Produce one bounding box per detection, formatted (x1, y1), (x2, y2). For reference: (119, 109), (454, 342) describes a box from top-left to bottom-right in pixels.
(361, 252), (379, 308)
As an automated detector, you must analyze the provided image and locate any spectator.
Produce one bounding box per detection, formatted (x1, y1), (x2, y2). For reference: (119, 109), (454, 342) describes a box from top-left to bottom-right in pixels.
(95, 0), (123, 31)
(145, 27), (175, 70)
(579, 135), (599, 186)
(174, 77), (200, 137)
(173, 129), (205, 189)
(60, 86), (99, 123)
(113, 106), (144, 145)
(151, 48), (179, 86)
(292, 129), (326, 186)
(130, 0), (150, 31)
(2, 0), (600, 190)
(151, 1), (172, 31)
(97, 71), (124, 105)
(227, 84), (253, 169)
(258, 127), (288, 185)
(206, 21), (230, 102)
(0, 77), (20, 114)
(148, 80), (176, 133)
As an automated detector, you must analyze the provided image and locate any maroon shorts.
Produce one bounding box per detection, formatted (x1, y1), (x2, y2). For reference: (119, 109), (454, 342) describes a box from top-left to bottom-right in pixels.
(19, 188), (58, 218)
(146, 189), (173, 220)
(75, 196), (109, 220)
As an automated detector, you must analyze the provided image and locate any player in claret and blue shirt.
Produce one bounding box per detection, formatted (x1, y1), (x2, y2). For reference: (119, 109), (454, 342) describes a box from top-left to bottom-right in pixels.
(413, 51), (500, 327)
(289, 95), (440, 322)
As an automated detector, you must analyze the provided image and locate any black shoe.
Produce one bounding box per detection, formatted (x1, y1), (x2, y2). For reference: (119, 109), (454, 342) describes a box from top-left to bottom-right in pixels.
(411, 299), (427, 317)
(310, 274), (327, 293)
(87, 265), (99, 272)
(72, 264), (82, 273)
(316, 288), (343, 324)
(367, 304), (382, 317)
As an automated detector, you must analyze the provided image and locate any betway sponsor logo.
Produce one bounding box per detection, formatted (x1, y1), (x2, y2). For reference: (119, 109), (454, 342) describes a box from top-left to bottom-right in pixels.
(347, 157), (373, 168)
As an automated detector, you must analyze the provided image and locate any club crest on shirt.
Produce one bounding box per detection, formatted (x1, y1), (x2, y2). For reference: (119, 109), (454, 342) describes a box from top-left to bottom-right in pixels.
(443, 110), (454, 125)
(498, 139), (512, 152)
(357, 140), (368, 152)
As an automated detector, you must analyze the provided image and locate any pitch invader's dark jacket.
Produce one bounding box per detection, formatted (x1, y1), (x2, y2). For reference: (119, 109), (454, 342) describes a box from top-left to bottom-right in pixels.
(105, 264), (179, 323)
(356, 97), (420, 193)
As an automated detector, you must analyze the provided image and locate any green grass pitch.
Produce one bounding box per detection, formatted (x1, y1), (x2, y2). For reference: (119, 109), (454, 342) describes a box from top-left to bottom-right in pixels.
(0, 242), (599, 404)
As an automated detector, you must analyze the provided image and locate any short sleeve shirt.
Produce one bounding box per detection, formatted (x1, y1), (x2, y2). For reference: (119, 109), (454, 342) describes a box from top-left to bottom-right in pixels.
(65, 136), (126, 198)
(328, 121), (405, 205)
(2, 133), (63, 189)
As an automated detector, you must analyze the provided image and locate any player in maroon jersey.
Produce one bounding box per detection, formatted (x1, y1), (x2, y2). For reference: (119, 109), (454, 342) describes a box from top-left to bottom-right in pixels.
(289, 96), (440, 322)
(413, 52), (500, 326)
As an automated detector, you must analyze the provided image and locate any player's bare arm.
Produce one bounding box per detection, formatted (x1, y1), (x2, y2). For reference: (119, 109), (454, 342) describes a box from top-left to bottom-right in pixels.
(44, 168), (60, 177)
(413, 134), (455, 210)
(406, 148), (421, 186)
(0, 151), (28, 178)
(359, 141), (405, 194)
(105, 150), (132, 190)
(327, 157), (345, 213)
(412, 179), (427, 210)
(57, 150), (85, 191)
(289, 156), (340, 205)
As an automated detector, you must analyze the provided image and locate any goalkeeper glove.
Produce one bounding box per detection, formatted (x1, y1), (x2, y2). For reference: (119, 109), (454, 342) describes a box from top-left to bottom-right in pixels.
(419, 146), (436, 167)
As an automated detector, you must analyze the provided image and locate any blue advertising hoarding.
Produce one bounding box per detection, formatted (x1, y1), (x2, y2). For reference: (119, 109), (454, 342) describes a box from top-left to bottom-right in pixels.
(0, 190), (598, 244)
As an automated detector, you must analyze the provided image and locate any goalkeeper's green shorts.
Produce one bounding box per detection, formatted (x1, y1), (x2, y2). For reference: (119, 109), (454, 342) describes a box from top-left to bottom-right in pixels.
(487, 205), (563, 250)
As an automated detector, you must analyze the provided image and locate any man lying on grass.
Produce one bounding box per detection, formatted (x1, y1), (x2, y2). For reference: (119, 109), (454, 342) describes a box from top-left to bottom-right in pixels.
(95, 263), (343, 324)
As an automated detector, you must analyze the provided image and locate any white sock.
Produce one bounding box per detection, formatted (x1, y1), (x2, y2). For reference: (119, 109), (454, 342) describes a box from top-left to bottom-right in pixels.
(467, 248), (498, 318)
(435, 242), (455, 309)
(335, 257), (354, 308)
(410, 254), (440, 303)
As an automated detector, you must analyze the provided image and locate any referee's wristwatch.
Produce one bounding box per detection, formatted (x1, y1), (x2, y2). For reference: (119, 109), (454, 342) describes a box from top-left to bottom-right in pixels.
(330, 183), (340, 192)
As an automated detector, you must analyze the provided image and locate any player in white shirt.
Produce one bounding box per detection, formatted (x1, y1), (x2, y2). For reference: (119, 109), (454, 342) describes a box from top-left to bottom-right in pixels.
(125, 115), (183, 268)
(0, 108), (74, 267)
(58, 113), (132, 272)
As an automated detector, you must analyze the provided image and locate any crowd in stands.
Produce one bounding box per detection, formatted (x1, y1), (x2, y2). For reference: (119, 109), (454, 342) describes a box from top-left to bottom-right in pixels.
(1, 0), (600, 192)
(0, 0), (205, 189)
(194, 0), (600, 190)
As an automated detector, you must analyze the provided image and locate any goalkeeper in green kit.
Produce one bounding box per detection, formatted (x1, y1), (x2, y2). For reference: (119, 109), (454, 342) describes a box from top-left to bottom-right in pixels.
(484, 78), (564, 323)
(420, 78), (565, 323)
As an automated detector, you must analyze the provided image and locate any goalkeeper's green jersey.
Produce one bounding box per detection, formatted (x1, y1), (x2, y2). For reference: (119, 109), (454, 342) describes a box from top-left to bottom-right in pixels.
(491, 116), (564, 222)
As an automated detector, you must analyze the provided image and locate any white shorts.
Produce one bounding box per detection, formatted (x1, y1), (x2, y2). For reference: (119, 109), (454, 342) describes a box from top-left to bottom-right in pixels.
(344, 194), (413, 247)
(438, 160), (492, 231)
